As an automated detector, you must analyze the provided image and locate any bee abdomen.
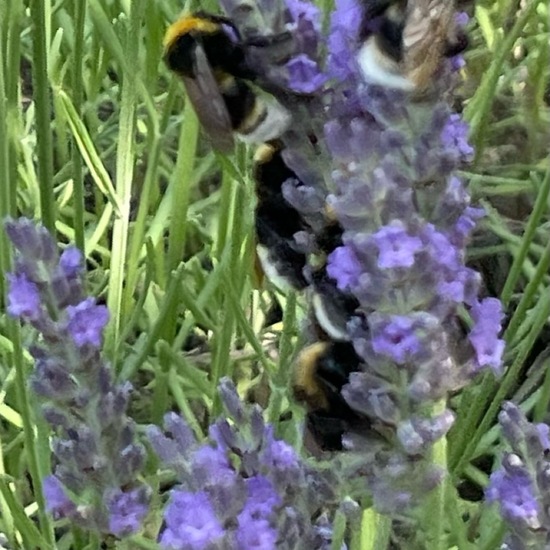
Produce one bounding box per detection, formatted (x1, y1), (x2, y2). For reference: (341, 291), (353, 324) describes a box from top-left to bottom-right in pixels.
(253, 143), (309, 290)
(218, 76), (258, 130)
(293, 341), (364, 452)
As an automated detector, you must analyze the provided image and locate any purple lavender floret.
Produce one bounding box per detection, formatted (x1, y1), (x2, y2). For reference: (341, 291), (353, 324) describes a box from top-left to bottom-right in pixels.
(6, 272), (42, 320)
(59, 247), (83, 277)
(486, 465), (540, 529)
(369, 313), (427, 365)
(327, 246), (362, 291)
(105, 486), (152, 538)
(4, 218), (151, 537)
(65, 297), (109, 348)
(43, 475), (78, 519)
(160, 491), (225, 549)
(236, 475), (282, 549)
(286, 54), (327, 93)
(441, 114), (475, 162)
(371, 222), (423, 269)
(148, 378), (340, 549)
(486, 402), (550, 548)
(327, 0), (363, 81)
(469, 298), (505, 374)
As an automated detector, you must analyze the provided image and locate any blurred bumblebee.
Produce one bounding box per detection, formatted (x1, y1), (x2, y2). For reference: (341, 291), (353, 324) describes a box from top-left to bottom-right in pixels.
(292, 340), (363, 452)
(357, 0), (467, 94)
(163, 12), (291, 152)
(253, 142), (310, 290)
(253, 141), (360, 342)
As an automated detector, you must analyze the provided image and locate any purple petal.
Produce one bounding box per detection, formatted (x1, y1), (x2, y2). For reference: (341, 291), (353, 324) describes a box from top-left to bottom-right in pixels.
(286, 54), (326, 93)
(370, 314), (424, 364)
(160, 490), (224, 550)
(371, 223), (422, 269)
(65, 298), (109, 348)
(327, 245), (362, 291)
(43, 475), (77, 519)
(486, 462), (541, 529)
(468, 298), (505, 373)
(7, 272), (42, 319)
(59, 247), (83, 278)
(105, 485), (151, 537)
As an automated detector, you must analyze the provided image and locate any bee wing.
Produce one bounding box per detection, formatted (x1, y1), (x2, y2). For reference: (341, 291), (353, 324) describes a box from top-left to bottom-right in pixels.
(182, 44), (235, 153)
(402, 0), (454, 89)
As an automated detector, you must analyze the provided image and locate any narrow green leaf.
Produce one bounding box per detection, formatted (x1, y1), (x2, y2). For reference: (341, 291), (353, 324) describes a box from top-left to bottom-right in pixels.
(57, 90), (121, 213)
(0, 477), (52, 550)
(474, 5), (496, 51)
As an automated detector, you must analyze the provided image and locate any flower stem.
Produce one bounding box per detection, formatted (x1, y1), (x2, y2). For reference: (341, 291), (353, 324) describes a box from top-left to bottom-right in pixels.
(10, 324), (56, 546)
(357, 507), (391, 550)
(29, 0), (56, 232)
(424, 399), (448, 550)
(70, 0), (87, 253)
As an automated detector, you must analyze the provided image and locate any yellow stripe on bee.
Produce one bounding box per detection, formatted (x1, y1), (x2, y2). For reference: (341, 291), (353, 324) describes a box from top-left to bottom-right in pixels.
(217, 72), (237, 90)
(293, 342), (330, 409)
(253, 143), (277, 164)
(324, 203), (337, 222)
(163, 15), (219, 49)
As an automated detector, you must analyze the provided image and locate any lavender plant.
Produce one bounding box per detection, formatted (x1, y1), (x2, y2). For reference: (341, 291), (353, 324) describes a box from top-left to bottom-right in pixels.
(5, 218), (151, 538)
(220, 0), (505, 519)
(486, 402), (550, 549)
(148, 378), (342, 549)
(4, 218), (347, 548)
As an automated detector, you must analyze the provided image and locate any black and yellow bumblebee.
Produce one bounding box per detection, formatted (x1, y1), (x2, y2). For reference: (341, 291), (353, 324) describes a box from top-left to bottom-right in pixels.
(292, 339), (364, 452)
(357, 0), (467, 94)
(252, 142), (310, 291)
(163, 12), (291, 152)
(253, 140), (361, 345)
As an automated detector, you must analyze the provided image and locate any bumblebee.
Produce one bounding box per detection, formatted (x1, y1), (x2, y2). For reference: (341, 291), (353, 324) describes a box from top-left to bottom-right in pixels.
(252, 142), (347, 288)
(293, 340), (363, 452)
(253, 141), (362, 342)
(163, 13), (291, 152)
(357, 0), (467, 94)
(253, 142), (310, 290)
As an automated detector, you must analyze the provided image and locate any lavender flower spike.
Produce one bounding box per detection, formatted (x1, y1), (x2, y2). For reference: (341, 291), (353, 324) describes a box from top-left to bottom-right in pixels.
(216, 0), (505, 519)
(317, 0), (503, 514)
(4, 218), (151, 537)
(148, 378), (341, 550)
(486, 402), (550, 549)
